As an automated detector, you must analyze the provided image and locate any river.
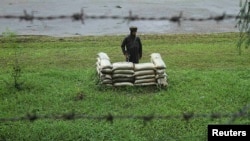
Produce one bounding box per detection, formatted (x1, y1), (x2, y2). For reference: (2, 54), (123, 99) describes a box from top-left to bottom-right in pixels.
(0, 0), (241, 37)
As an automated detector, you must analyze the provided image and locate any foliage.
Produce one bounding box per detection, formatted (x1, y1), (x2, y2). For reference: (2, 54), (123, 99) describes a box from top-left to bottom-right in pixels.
(2, 29), (24, 90)
(236, 0), (250, 55)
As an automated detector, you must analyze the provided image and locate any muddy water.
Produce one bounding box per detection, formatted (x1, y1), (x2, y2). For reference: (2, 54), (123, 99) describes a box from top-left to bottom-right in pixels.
(0, 0), (240, 37)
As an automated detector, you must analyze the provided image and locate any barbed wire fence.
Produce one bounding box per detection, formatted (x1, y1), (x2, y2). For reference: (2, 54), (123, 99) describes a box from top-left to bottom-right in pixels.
(0, 9), (245, 25)
(0, 9), (250, 140)
(0, 103), (249, 140)
(0, 104), (249, 123)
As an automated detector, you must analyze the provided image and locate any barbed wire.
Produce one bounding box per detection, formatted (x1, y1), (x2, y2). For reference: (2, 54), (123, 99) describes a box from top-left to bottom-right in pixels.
(1, 104), (249, 124)
(0, 9), (244, 26)
(227, 103), (250, 124)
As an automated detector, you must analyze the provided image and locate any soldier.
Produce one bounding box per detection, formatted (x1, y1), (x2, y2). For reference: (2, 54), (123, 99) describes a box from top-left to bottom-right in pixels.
(121, 26), (142, 64)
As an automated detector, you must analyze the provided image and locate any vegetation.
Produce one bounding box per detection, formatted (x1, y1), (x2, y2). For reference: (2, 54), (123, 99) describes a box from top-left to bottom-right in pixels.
(2, 30), (24, 90)
(236, 0), (250, 54)
(0, 33), (249, 141)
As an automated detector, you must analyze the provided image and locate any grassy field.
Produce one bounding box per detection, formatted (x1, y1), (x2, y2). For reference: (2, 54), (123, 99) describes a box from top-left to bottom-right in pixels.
(0, 33), (250, 141)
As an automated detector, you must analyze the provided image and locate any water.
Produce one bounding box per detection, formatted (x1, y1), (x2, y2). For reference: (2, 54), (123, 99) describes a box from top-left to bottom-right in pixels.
(0, 0), (240, 37)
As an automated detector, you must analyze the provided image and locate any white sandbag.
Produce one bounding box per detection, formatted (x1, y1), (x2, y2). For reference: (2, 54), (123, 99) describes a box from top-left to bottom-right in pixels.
(112, 62), (134, 71)
(150, 53), (162, 59)
(134, 82), (157, 86)
(96, 66), (101, 75)
(99, 59), (112, 69)
(151, 58), (166, 69)
(113, 70), (134, 74)
(96, 57), (101, 63)
(135, 74), (155, 80)
(157, 78), (168, 86)
(100, 74), (112, 80)
(102, 83), (113, 86)
(134, 70), (155, 76)
(134, 62), (156, 71)
(155, 69), (166, 74)
(96, 61), (100, 68)
(134, 78), (156, 84)
(100, 68), (112, 74)
(112, 73), (134, 78)
(101, 79), (113, 84)
(112, 77), (134, 83)
(97, 52), (110, 60)
(155, 73), (167, 79)
(113, 82), (134, 86)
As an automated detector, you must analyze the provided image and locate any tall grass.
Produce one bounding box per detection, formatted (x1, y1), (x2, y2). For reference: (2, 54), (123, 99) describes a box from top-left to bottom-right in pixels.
(0, 33), (249, 141)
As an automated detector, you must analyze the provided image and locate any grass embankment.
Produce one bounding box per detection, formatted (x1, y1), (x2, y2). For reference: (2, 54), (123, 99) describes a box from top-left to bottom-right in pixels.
(0, 33), (249, 140)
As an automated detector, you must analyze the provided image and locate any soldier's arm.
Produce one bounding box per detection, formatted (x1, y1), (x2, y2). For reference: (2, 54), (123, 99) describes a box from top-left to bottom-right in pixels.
(121, 37), (127, 55)
(138, 37), (142, 59)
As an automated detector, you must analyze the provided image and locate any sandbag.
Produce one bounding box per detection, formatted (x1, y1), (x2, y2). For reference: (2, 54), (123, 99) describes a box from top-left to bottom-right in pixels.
(135, 74), (155, 80)
(96, 61), (100, 68)
(112, 73), (134, 78)
(134, 78), (156, 84)
(134, 62), (155, 71)
(96, 52), (168, 87)
(155, 69), (166, 74)
(100, 74), (112, 80)
(96, 66), (101, 75)
(112, 62), (134, 71)
(96, 57), (100, 63)
(97, 52), (110, 60)
(150, 53), (162, 59)
(100, 68), (112, 74)
(134, 82), (157, 86)
(157, 78), (168, 86)
(98, 59), (112, 69)
(134, 70), (155, 76)
(113, 70), (134, 74)
(101, 79), (113, 84)
(151, 58), (166, 69)
(112, 77), (134, 83)
(102, 83), (113, 86)
(155, 73), (167, 79)
(113, 82), (134, 86)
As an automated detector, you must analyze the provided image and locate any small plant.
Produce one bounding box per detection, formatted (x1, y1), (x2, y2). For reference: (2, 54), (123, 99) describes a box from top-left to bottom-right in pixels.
(12, 59), (23, 90)
(2, 29), (24, 90)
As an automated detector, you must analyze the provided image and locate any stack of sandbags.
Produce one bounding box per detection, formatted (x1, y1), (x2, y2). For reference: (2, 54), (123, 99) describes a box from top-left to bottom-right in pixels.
(112, 62), (134, 86)
(150, 53), (168, 87)
(96, 52), (113, 86)
(134, 62), (157, 86)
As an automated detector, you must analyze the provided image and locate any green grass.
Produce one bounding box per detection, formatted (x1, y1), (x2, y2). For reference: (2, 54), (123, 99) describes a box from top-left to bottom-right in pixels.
(0, 33), (250, 141)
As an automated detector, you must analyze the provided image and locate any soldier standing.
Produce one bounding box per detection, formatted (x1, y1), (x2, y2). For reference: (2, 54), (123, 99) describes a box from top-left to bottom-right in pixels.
(121, 26), (142, 64)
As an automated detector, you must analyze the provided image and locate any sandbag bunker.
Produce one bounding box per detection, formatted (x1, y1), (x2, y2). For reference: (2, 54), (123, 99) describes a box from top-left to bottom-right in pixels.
(96, 52), (168, 87)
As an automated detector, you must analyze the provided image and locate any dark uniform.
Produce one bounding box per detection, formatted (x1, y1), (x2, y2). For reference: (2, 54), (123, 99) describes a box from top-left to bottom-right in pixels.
(121, 26), (142, 64)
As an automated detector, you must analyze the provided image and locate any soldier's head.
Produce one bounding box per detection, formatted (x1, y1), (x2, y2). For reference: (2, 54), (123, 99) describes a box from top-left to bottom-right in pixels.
(129, 26), (137, 36)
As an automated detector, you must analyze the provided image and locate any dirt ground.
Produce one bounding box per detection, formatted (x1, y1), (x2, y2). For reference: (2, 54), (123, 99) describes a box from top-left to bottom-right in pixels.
(0, 0), (240, 37)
